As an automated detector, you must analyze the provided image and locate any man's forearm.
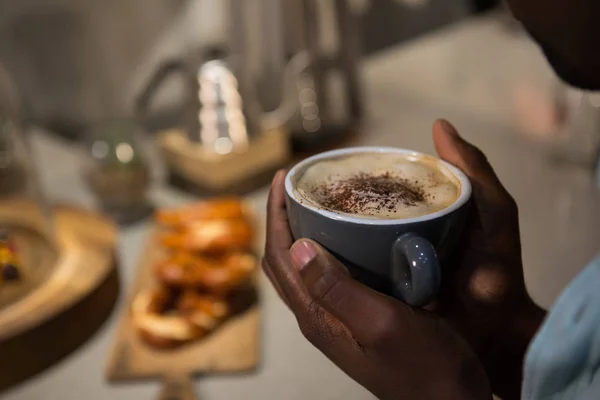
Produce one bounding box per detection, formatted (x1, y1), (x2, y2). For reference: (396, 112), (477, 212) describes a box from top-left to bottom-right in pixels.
(480, 298), (546, 400)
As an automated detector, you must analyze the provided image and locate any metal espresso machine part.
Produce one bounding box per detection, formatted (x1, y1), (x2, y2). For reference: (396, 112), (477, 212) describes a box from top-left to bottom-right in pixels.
(137, 0), (312, 193)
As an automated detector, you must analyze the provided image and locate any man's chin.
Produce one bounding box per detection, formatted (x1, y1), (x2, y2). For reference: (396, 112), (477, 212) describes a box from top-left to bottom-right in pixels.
(534, 37), (600, 90)
(540, 46), (600, 90)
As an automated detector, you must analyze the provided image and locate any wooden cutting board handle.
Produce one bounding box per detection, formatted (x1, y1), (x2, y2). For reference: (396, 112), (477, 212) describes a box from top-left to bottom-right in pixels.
(158, 373), (198, 400)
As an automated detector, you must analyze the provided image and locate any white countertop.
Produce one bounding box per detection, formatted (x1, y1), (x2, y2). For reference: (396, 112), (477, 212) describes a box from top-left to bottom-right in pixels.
(5, 15), (600, 400)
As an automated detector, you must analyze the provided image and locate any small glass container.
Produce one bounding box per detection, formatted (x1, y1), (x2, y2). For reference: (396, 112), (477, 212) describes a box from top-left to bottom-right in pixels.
(83, 118), (152, 224)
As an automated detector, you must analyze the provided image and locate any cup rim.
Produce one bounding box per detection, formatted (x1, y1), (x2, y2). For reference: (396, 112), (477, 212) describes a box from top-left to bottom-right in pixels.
(285, 146), (472, 226)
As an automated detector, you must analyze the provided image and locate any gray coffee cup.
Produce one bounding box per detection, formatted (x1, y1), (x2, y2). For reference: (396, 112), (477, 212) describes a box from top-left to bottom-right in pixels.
(285, 147), (472, 307)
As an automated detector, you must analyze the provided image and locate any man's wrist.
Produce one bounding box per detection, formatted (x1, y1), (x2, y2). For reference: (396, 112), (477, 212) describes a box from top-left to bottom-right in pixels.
(427, 355), (493, 400)
(510, 297), (546, 342)
(480, 296), (546, 400)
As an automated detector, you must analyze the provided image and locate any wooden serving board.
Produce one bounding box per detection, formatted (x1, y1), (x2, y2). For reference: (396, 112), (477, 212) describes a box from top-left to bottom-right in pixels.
(106, 212), (262, 400)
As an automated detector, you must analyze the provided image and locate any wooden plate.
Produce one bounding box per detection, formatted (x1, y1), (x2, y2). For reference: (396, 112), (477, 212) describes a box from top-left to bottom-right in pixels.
(0, 201), (117, 341)
(0, 202), (118, 391)
(0, 220), (58, 311)
(106, 206), (261, 400)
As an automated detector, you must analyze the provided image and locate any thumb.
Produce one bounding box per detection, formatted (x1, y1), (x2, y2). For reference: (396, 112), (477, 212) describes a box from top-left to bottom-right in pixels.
(433, 119), (519, 250)
(433, 120), (497, 184)
(433, 119), (507, 199)
(290, 239), (405, 343)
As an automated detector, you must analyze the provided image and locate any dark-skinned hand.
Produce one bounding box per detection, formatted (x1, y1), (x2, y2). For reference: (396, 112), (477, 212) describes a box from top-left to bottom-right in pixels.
(263, 120), (545, 400)
(430, 120), (545, 400)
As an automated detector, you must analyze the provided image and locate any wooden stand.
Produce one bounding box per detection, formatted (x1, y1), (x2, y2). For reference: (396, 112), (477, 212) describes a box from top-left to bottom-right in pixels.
(158, 128), (290, 194)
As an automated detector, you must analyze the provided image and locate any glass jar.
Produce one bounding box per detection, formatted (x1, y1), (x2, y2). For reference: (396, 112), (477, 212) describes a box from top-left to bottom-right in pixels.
(83, 118), (152, 224)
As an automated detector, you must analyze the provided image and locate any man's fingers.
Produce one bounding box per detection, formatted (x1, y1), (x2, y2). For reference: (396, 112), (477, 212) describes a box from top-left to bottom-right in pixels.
(432, 119), (520, 249)
(266, 170), (293, 253)
(261, 258), (290, 307)
(433, 120), (504, 193)
(264, 170), (310, 308)
(290, 239), (409, 348)
(263, 173), (358, 358)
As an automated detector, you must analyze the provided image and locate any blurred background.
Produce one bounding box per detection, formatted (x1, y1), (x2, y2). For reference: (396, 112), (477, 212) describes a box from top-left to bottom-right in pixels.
(1, 0), (600, 399)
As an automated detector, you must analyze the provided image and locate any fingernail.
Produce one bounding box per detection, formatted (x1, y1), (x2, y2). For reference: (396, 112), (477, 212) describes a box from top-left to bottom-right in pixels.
(271, 170), (285, 186)
(290, 240), (318, 271)
(439, 119), (459, 138)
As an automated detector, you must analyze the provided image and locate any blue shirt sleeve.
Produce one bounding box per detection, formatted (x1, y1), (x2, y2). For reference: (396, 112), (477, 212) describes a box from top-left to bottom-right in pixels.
(522, 257), (600, 400)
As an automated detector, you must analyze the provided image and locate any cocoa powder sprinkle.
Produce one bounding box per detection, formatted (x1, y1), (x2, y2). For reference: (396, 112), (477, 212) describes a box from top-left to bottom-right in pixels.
(310, 172), (426, 215)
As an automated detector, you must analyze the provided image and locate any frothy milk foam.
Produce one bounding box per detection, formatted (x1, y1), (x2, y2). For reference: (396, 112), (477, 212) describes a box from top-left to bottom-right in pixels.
(293, 152), (461, 219)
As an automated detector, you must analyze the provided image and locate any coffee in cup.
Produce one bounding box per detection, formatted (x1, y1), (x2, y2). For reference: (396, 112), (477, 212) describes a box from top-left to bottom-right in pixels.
(293, 152), (461, 220)
(285, 147), (472, 306)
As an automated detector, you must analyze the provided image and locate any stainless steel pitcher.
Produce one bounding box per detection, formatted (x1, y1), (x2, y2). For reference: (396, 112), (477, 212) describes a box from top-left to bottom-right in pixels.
(136, 46), (309, 155)
(136, 0), (362, 153)
(136, 0), (312, 155)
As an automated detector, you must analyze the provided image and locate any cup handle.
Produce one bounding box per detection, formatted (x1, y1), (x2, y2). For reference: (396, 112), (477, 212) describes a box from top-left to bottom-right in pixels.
(391, 233), (441, 307)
